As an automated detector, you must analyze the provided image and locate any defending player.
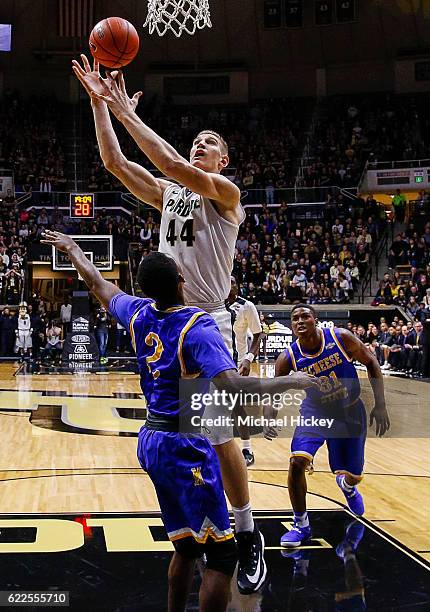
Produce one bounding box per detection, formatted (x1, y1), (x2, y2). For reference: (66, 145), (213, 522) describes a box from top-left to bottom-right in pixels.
(226, 276), (264, 466)
(72, 55), (264, 593)
(274, 304), (390, 547)
(41, 232), (317, 607)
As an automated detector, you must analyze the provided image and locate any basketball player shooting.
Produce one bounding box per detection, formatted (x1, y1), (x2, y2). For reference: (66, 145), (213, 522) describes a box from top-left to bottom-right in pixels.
(72, 54), (264, 593)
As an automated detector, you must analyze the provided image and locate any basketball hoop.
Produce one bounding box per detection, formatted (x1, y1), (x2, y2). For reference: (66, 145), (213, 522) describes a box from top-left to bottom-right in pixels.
(144, 0), (212, 37)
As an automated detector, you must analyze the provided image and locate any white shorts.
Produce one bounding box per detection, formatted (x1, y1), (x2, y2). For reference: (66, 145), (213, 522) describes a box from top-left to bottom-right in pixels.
(15, 331), (32, 350)
(206, 306), (235, 358)
(198, 304), (236, 446)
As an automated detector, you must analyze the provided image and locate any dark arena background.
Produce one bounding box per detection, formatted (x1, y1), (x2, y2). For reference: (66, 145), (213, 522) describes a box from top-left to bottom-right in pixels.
(0, 0), (429, 610)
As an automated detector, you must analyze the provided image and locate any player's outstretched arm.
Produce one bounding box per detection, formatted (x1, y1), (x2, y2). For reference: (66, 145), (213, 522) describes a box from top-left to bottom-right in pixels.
(73, 55), (169, 211)
(91, 72), (240, 211)
(214, 367), (318, 441)
(40, 231), (121, 309)
(214, 368), (318, 396)
(338, 329), (390, 437)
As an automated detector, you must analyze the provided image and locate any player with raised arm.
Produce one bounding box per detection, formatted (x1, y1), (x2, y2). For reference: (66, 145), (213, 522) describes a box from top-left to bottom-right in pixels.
(72, 55), (264, 593)
(274, 304), (390, 547)
(225, 276), (264, 466)
(41, 231), (317, 610)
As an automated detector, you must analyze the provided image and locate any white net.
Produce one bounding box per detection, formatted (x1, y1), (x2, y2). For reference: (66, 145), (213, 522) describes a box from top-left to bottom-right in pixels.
(144, 0), (212, 37)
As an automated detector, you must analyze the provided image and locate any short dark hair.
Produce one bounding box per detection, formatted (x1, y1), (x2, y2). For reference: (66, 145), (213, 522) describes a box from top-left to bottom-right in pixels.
(136, 252), (180, 304)
(291, 303), (317, 317)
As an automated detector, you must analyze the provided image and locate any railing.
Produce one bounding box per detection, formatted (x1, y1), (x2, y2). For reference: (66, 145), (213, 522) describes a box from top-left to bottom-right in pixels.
(15, 190), (139, 213)
(366, 159), (430, 170)
(357, 160), (369, 193)
(359, 267), (373, 304)
(241, 185), (358, 205)
(14, 186), (366, 209)
(13, 185), (389, 214)
(374, 224), (391, 280)
(294, 99), (321, 189)
(127, 242), (144, 297)
(127, 243), (138, 296)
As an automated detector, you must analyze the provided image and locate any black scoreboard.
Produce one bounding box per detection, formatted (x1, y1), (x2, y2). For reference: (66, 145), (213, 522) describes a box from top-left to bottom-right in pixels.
(70, 193), (95, 219)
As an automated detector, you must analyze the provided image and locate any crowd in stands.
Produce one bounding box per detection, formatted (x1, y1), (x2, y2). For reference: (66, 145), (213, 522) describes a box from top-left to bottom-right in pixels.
(348, 317), (425, 376)
(2, 88), (430, 375)
(373, 220), (430, 312)
(0, 295), (132, 361)
(0, 90), (68, 193)
(0, 189), (27, 305)
(232, 194), (383, 305)
(299, 93), (430, 188)
(85, 96), (309, 201)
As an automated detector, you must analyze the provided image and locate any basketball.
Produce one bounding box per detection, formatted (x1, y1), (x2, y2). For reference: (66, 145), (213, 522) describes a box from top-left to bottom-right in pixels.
(89, 17), (139, 69)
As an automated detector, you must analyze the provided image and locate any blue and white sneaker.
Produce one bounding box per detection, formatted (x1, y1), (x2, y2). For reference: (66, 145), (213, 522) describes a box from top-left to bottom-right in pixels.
(280, 522), (312, 548)
(336, 520), (365, 559)
(336, 475), (365, 516)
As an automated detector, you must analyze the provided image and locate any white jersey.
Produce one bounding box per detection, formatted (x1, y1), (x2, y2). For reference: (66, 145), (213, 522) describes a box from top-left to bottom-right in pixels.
(228, 297), (262, 362)
(159, 183), (245, 306)
(17, 315), (31, 332)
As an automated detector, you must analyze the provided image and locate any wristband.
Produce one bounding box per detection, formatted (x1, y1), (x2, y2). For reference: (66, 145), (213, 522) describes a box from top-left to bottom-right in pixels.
(244, 352), (255, 363)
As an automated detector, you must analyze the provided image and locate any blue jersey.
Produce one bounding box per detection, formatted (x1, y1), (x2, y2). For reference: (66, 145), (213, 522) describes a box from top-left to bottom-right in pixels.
(285, 326), (361, 414)
(109, 292), (235, 418)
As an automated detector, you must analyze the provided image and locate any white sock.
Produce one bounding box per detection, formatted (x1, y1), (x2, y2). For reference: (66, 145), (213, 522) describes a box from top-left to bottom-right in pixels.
(294, 511), (309, 528)
(242, 439), (252, 451)
(232, 502), (254, 533)
(339, 475), (354, 492)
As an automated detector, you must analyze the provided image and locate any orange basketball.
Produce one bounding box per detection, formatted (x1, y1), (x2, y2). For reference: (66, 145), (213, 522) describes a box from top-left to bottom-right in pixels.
(89, 17), (139, 69)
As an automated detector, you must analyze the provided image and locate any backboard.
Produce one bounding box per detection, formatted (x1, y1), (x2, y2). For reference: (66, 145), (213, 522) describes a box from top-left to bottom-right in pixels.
(52, 235), (113, 271)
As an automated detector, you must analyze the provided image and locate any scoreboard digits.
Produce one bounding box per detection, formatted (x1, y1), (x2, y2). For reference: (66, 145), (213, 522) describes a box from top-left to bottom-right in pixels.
(70, 193), (95, 219)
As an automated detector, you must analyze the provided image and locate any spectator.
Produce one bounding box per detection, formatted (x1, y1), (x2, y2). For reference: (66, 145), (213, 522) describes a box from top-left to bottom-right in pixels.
(60, 298), (72, 336)
(392, 189), (406, 223)
(0, 308), (16, 356)
(44, 319), (63, 362)
(405, 321), (423, 375)
(284, 281), (303, 304)
(94, 306), (111, 364)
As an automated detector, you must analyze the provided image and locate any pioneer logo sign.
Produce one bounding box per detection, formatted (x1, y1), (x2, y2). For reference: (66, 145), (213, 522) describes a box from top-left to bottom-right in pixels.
(71, 335), (90, 344)
(73, 345), (88, 354)
(62, 317), (99, 369)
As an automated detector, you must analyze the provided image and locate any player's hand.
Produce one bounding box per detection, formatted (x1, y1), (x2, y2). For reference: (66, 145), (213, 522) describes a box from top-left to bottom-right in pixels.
(369, 404), (390, 437)
(288, 371), (320, 390)
(90, 70), (142, 121)
(40, 230), (77, 253)
(238, 359), (251, 376)
(72, 54), (111, 101)
(262, 404), (280, 441)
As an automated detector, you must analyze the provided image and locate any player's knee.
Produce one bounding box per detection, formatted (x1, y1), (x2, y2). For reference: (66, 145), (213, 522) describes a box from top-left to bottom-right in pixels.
(204, 537), (238, 577)
(173, 536), (201, 561)
(289, 455), (310, 474)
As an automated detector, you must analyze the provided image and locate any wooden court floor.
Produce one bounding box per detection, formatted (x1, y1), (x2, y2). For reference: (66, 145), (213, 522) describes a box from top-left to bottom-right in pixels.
(0, 362), (429, 564)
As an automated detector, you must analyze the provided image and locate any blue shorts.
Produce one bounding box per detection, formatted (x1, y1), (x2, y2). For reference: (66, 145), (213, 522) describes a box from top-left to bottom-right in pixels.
(291, 399), (367, 477)
(137, 428), (232, 543)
